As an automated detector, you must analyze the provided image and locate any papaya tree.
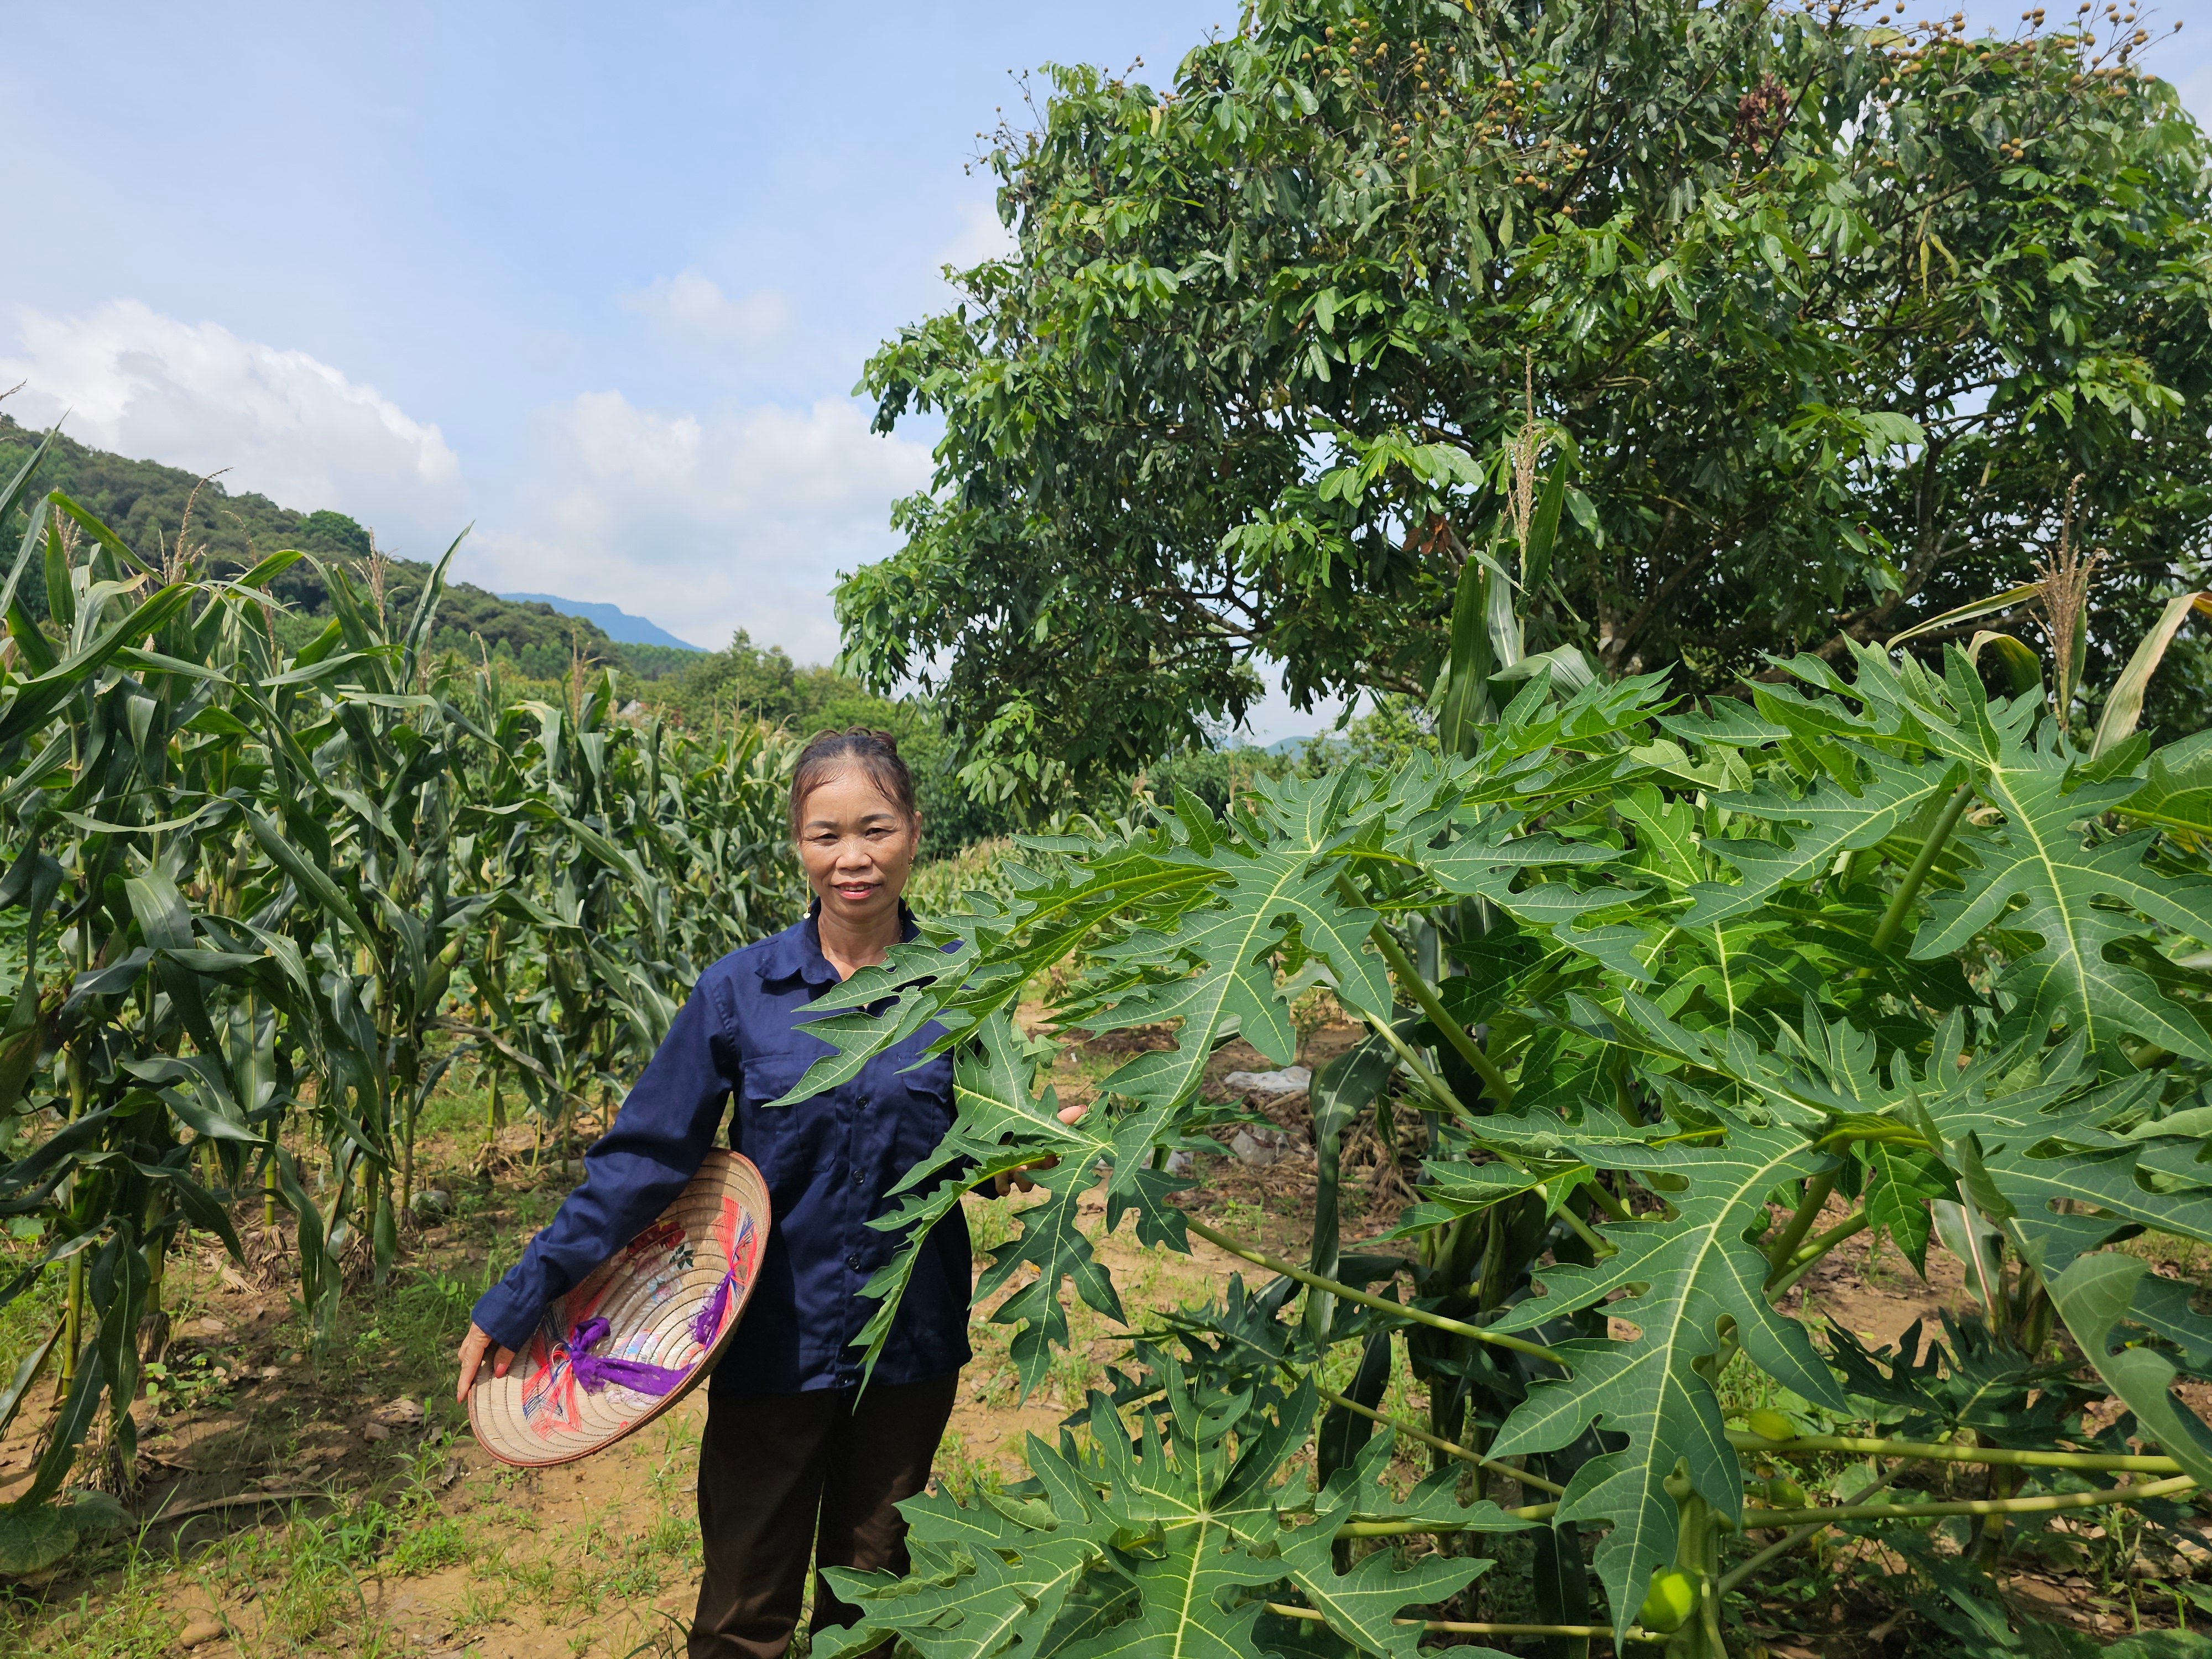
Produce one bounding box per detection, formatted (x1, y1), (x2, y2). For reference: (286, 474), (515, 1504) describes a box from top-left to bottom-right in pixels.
(781, 619), (2212, 1652)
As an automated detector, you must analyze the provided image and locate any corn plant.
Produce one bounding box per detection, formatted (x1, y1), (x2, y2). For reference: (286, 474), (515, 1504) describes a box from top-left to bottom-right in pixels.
(439, 679), (796, 1145)
(0, 440), (799, 1567)
(0, 448), (391, 1563)
(785, 627), (2212, 1653)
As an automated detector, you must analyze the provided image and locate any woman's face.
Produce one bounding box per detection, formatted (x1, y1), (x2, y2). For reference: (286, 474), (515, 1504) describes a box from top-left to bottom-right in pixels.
(796, 766), (920, 935)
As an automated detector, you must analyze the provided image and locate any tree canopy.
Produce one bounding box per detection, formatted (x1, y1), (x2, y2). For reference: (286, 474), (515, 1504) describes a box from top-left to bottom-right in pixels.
(844, 0), (2212, 801)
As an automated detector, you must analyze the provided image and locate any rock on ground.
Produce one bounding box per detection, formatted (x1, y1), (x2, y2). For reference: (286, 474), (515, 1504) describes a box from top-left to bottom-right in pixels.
(1223, 1066), (1311, 1094)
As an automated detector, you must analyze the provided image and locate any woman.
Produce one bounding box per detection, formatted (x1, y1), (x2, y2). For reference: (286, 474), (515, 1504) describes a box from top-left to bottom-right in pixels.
(455, 727), (1018, 1659)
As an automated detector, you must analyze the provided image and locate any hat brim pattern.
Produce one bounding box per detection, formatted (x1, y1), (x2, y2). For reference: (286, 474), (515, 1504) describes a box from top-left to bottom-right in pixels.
(469, 1151), (770, 1468)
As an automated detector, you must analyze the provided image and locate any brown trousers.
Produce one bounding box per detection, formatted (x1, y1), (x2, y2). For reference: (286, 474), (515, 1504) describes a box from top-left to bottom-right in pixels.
(688, 1373), (958, 1659)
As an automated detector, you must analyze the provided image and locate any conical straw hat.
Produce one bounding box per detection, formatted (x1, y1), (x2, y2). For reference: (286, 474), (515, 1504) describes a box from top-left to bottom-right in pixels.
(469, 1151), (770, 1468)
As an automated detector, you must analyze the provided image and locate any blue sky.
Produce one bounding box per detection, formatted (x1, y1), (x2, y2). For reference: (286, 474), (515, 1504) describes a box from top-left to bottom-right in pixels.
(3, 2), (2206, 742)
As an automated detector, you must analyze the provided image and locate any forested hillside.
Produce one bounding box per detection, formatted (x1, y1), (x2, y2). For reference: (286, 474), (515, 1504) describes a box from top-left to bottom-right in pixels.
(0, 413), (620, 680)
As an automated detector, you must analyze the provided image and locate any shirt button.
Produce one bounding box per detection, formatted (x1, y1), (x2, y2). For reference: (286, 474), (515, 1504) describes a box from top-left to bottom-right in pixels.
(845, 1252), (862, 1272)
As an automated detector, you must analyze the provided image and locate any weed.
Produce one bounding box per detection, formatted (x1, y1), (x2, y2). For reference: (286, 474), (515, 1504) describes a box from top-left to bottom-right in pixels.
(1290, 987), (1344, 1058)
(137, 1353), (235, 1417)
(1212, 1197), (1265, 1235)
(932, 1427), (1006, 1500)
(962, 1192), (1016, 1257)
(2, 1546), (178, 1659)
(452, 1577), (511, 1634)
(387, 1512), (474, 1575)
(415, 1083), (495, 1144)
(0, 1222), (67, 1380)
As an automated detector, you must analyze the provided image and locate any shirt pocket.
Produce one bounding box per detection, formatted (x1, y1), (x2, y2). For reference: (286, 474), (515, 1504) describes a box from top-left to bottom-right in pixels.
(735, 1053), (841, 1199)
(737, 1040), (820, 1112)
(890, 1058), (957, 1163)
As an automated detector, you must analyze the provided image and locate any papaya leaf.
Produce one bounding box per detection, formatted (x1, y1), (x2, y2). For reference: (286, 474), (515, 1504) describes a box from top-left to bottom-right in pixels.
(1082, 777), (1389, 1104)
(1863, 1144), (1949, 1274)
(1685, 745), (1961, 927)
(1489, 1123), (1848, 1637)
(1913, 719), (2212, 1060)
(829, 1365), (1486, 1659)
(849, 1011), (1188, 1391)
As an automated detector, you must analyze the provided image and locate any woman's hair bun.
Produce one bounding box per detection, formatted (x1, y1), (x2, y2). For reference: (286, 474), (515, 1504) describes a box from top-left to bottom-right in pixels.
(789, 726), (916, 833)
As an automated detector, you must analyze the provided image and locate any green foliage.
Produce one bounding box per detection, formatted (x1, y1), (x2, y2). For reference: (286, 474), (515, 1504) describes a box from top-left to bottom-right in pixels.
(818, 1361), (1516, 1659)
(843, 0), (2212, 802)
(0, 415), (377, 578)
(1485, 1123), (1849, 1606)
(451, 677), (800, 1139)
(906, 838), (1023, 921)
(791, 623), (2212, 1652)
(611, 640), (703, 682)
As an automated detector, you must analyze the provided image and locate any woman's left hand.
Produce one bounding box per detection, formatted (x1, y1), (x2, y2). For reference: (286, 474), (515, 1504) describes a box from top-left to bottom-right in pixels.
(454, 1322), (516, 1402)
(990, 1101), (1089, 1196)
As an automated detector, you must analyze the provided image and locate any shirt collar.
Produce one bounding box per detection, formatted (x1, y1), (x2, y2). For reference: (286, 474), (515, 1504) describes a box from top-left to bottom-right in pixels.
(758, 901), (920, 989)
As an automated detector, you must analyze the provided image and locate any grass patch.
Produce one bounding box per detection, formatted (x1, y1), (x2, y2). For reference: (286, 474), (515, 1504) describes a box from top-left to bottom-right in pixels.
(0, 1219), (68, 1380)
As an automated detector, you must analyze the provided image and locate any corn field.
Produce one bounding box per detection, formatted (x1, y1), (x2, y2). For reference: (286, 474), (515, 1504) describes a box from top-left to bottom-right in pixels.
(0, 432), (799, 1564)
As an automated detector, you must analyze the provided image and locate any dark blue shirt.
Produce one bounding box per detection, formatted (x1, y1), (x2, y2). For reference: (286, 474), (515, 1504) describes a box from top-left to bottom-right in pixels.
(471, 911), (971, 1395)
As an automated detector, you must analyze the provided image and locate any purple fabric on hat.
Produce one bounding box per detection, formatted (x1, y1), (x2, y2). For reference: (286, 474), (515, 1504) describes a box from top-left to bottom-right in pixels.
(564, 1317), (691, 1396)
(690, 1271), (734, 1347)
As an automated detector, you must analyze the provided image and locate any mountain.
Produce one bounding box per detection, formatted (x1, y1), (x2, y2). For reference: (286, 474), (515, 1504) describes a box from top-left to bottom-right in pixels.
(499, 593), (705, 652)
(0, 414), (632, 680)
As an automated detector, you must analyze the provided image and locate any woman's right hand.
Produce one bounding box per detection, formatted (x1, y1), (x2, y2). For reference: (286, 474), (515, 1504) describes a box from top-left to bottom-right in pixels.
(989, 1101), (1091, 1197)
(455, 1322), (516, 1404)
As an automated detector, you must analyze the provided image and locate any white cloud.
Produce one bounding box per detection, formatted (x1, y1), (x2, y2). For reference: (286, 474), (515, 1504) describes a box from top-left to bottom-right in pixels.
(618, 270), (792, 349)
(939, 199), (1016, 273)
(0, 299), (930, 662)
(1233, 675), (1358, 750)
(0, 300), (462, 546)
(464, 390), (932, 658)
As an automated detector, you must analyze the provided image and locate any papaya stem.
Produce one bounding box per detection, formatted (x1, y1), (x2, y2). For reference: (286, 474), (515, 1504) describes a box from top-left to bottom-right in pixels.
(1337, 1505), (1558, 1536)
(1730, 1430), (2182, 1475)
(1365, 919), (1515, 1107)
(1870, 781), (1974, 951)
(1747, 1473), (2194, 1526)
(1181, 1212), (1565, 1365)
(1762, 1171), (1837, 1286)
(1264, 1606), (1660, 1644)
(1318, 1384), (1568, 1496)
(1717, 1475), (1895, 1595)
(1765, 1213), (1871, 1299)
(1359, 1006), (1472, 1121)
